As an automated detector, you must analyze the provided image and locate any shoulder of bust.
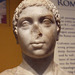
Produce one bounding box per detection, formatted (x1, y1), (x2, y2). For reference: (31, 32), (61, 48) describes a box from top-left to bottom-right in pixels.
(0, 66), (19, 75)
(58, 68), (71, 75)
(0, 70), (13, 75)
(54, 63), (72, 75)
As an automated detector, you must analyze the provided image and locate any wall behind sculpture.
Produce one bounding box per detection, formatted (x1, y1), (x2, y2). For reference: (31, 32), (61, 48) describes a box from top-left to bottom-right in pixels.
(0, 0), (22, 72)
(51, 0), (75, 74)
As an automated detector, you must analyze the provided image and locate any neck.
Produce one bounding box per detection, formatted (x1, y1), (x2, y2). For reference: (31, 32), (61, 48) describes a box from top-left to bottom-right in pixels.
(22, 53), (54, 74)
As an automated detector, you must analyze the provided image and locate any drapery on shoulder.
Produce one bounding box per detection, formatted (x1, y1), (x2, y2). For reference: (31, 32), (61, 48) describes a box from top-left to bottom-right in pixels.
(0, 62), (72, 75)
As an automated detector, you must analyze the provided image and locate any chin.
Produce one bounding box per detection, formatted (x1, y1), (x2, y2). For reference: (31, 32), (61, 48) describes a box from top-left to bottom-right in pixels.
(28, 54), (48, 59)
(26, 52), (54, 59)
(23, 48), (54, 59)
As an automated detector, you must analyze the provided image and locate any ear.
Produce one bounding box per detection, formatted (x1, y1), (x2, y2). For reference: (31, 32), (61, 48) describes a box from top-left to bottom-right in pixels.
(56, 25), (61, 41)
(14, 33), (19, 44)
(14, 27), (19, 44)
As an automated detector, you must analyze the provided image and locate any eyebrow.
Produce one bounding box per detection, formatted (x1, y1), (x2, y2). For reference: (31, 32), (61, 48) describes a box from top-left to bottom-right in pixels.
(39, 15), (55, 23)
(18, 17), (33, 25)
(19, 17), (32, 22)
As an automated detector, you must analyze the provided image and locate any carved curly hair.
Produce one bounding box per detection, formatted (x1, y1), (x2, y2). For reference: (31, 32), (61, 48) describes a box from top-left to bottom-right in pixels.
(13, 0), (61, 41)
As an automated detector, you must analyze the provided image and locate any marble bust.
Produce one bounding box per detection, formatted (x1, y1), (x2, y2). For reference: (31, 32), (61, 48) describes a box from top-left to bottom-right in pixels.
(0, 0), (71, 75)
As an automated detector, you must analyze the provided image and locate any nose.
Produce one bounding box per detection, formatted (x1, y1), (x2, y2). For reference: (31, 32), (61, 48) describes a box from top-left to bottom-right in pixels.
(31, 22), (42, 38)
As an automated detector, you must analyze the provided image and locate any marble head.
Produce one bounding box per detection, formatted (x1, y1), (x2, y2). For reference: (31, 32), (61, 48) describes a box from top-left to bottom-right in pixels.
(13, 0), (61, 58)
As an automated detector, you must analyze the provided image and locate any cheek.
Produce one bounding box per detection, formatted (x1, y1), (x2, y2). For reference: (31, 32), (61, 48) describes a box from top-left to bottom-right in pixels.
(43, 27), (57, 45)
(44, 29), (55, 39)
(18, 29), (31, 44)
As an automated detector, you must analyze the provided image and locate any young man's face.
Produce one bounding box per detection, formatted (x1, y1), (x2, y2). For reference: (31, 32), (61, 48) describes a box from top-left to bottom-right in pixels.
(17, 6), (58, 58)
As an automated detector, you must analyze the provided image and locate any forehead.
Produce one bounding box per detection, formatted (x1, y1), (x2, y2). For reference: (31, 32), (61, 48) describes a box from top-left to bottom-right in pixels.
(19, 6), (54, 19)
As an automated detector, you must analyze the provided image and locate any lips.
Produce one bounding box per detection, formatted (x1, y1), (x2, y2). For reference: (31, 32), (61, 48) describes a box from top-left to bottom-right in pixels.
(31, 41), (45, 48)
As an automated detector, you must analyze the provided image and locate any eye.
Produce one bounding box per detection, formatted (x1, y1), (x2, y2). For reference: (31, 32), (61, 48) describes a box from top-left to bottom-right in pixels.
(18, 17), (33, 28)
(43, 19), (52, 24)
(22, 21), (30, 26)
(20, 20), (31, 29)
(42, 18), (52, 27)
